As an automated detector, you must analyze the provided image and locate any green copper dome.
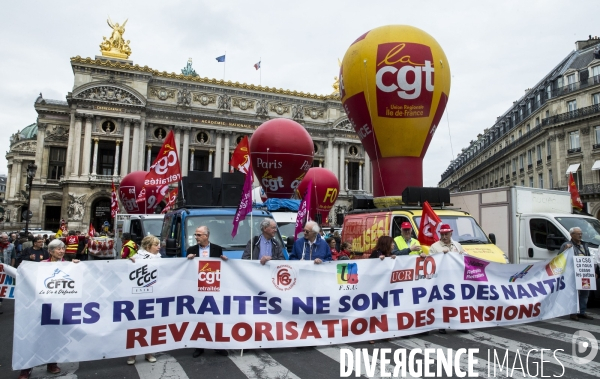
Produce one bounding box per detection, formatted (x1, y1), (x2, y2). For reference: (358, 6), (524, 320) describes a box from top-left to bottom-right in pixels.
(20, 123), (37, 139)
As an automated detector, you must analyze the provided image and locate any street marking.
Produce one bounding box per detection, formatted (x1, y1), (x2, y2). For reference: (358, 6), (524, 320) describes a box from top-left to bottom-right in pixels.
(31, 362), (78, 379)
(134, 353), (189, 379)
(391, 336), (525, 379)
(457, 330), (600, 377)
(228, 349), (300, 379)
(316, 343), (421, 379)
(543, 318), (600, 334)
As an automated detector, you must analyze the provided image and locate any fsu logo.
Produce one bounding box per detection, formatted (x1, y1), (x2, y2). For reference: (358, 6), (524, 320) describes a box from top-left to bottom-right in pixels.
(375, 42), (434, 119)
(337, 263), (359, 290)
(271, 264), (297, 291)
(198, 261), (221, 292)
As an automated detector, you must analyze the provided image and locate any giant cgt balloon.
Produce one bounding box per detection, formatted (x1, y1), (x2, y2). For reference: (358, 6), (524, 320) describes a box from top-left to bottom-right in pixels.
(340, 25), (451, 198)
(250, 118), (314, 198)
(296, 167), (340, 225)
(119, 171), (166, 214)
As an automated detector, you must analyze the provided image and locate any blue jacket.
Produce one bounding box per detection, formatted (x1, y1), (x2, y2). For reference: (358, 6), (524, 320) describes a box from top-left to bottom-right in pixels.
(289, 234), (332, 261)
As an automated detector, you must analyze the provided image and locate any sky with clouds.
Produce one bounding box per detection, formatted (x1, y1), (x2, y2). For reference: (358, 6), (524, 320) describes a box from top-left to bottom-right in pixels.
(0, 0), (597, 186)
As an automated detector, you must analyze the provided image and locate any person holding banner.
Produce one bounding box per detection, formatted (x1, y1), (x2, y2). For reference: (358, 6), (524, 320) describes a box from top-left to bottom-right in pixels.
(369, 236), (397, 260)
(289, 221), (331, 264)
(393, 222), (421, 256)
(242, 218), (284, 264)
(560, 226), (596, 320)
(20, 236), (48, 262)
(427, 224), (466, 255)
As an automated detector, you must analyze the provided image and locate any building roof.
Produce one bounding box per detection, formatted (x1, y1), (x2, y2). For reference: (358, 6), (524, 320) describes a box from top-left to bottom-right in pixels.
(19, 123), (37, 139)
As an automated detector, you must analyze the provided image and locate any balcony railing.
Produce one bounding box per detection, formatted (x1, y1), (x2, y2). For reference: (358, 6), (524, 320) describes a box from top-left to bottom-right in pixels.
(520, 168), (524, 173)
(594, 144), (600, 150)
(567, 147), (582, 154)
(542, 103), (600, 127)
(536, 159), (543, 166)
(547, 155), (552, 161)
(527, 164), (533, 170)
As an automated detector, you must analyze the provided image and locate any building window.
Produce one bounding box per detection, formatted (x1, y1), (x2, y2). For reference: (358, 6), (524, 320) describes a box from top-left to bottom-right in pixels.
(511, 135), (515, 143)
(519, 155), (524, 169)
(569, 131), (580, 149)
(549, 170), (553, 188)
(567, 100), (577, 113)
(529, 177), (534, 188)
(347, 162), (360, 190)
(547, 139), (552, 158)
(527, 149), (532, 165)
(535, 117), (540, 126)
(592, 66), (600, 81)
(536, 145), (542, 161)
(593, 93), (600, 105)
(546, 84), (552, 99)
(538, 173), (543, 189)
(521, 180), (525, 186)
(99, 148), (115, 176)
(512, 158), (517, 173)
(526, 124), (530, 133)
(572, 170), (583, 189)
(48, 147), (67, 180)
(518, 130), (522, 139)
(567, 73), (576, 90)
(595, 126), (600, 144)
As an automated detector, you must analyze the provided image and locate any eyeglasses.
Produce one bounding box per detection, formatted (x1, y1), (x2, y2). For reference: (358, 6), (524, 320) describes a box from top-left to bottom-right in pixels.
(303, 230), (313, 233)
(194, 233), (207, 237)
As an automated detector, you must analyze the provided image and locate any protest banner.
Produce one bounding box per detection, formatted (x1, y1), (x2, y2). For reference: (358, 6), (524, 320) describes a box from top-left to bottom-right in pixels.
(13, 249), (577, 369)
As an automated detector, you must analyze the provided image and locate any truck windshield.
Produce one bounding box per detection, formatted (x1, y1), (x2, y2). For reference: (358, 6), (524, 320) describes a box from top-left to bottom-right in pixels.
(142, 219), (164, 238)
(413, 216), (490, 244)
(278, 222), (296, 243)
(555, 217), (600, 247)
(184, 216), (284, 251)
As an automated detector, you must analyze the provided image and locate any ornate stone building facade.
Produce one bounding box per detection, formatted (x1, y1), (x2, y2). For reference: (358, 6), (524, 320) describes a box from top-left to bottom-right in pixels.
(5, 56), (372, 232)
(439, 37), (600, 217)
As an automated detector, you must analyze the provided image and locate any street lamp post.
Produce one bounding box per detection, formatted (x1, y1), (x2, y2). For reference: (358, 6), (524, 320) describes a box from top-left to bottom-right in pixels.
(24, 163), (37, 235)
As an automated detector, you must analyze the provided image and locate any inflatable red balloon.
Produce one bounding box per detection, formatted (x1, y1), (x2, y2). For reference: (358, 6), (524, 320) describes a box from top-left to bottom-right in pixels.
(250, 118), (314, 198)
(296, 168), (340, 224)
(118, 171), (166, 214)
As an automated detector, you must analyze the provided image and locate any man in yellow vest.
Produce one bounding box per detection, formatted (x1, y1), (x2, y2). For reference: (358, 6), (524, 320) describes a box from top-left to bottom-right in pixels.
(393, 222), (421, 256)
(120, 233), (138, 259)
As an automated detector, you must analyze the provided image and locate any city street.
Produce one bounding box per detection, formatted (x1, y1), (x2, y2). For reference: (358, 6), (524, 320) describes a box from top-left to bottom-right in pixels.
(1, 299), (600, 378)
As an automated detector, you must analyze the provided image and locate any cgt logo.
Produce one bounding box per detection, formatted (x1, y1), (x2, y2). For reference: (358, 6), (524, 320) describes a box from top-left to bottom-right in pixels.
(337, 263), (358, 290)
(375, 42), (434, 119)
(271, 264), (297, 291)
(129, 264), (158, 294)
(198, 261), (221, 292)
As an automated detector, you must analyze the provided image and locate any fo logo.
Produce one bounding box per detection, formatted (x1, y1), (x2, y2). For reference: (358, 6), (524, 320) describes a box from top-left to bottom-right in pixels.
(375, 42), (434, 119)
(337, 263), (358, 290)
(198, 261), (221, 292)
(271, 264), (297, 291)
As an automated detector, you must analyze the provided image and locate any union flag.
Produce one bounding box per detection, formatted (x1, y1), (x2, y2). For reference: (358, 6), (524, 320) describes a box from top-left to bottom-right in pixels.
(229, 136), (251, 174)
(417, 201), (442, 246)
(111, 181), (120, 218)
(568, 172), (584, 211)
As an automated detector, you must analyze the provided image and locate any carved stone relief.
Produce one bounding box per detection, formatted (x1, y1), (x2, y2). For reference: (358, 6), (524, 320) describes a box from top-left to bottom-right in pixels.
(193, 93), (216, 106)
(334, 119), (353, 131)
(217, 94), (231, 110)
(292, 104), (304, 120)
(305, 107), (324, 119)
(149, 87), (175, 101)
(75, 86), (142, 105)
(232, 98), (254, 111)
(581, 126), (590, 136)
(256, 100), (269, 117)
(270, 102), (289, 115)
(45, 125), (69, 141)
(177, 89), (192, 107)
(67, 193), (87, 221)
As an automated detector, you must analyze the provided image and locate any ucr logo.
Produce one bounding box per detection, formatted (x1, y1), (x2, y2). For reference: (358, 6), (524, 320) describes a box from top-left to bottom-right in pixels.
(375, 42), (434, 118)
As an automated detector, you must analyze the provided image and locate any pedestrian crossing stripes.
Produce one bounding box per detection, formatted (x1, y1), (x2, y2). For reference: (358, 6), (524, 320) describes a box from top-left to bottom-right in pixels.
(21, 316), (600, 379)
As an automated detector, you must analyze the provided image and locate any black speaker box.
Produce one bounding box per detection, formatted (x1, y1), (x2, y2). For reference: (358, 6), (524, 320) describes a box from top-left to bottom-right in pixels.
(336, 213), (345, 226)
(401, 187), (450, 205)
(352, 194), (374, 210)
(220, 172), (247, 206)
(180, 171), (213, 206)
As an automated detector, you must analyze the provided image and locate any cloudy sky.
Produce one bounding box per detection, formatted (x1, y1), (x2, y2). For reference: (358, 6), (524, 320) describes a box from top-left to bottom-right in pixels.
(0, 0), (597, 186)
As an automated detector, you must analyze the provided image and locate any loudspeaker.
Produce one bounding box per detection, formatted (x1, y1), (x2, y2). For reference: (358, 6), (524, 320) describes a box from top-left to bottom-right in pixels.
(181, 171), (213, 206)
(336, 213), (345, 226)
(352, 194), (374, 210)
(401, 187), (451, 205)
(401, 187), (421, 204)
(220, 172), (246, 206)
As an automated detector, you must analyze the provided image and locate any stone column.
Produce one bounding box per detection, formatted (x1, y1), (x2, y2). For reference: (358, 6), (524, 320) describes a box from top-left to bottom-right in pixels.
(327, 138), (333, 171)
(10, 160), (22, 198)
(121, 119), (130, 175)
(189, 148), (195, 172)
(223, 132), (230, 173)
(81, 115), (93, 177)
(364, 153), (371, 193)
(208, 150), (214, 172)
(359, 161), (364, 191)
(339, 143), (346, 192)
(70, 115), (83, 178)
(113, 140), (121, 177)
(137, 116), (146, 168)
(146, 145), (152, 170)
(174, 126), (182, 154)
(345, 160), (349, 191)
(64, 109), (76, 177)
(214, 133), (222, 178)
(332, 142), (339, 181)
(34, 123), (47, 184)
(5, 164), (12, 199)
(182, 126), (190, 176)
(131, 120), (140, 172)
(91, 138), (99, 176)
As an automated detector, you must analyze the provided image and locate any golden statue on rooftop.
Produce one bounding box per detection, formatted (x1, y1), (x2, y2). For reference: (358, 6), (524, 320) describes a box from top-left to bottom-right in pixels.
(100, 17), (131, 60)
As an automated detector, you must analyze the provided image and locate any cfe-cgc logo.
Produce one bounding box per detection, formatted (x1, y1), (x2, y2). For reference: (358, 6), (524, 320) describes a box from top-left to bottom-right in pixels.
(375, 42), (434, 119)
(37, 267), (82, 297)
(198, 261), (221, 292)
(271, 264), (297, 291)
(129, 264), (158, 294)
(337, 263), (359, 290)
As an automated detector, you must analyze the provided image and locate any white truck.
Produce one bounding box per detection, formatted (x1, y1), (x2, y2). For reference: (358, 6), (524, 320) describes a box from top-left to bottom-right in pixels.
(114, 214), (165, 257)
(450, 186), (600, 264)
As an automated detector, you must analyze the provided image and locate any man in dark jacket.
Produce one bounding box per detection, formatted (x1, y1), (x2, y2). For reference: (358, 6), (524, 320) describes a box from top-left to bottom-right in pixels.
(185, 225), (228, 358)
(560, 226), (597, 321)
(242, 218), (284, 264)
(289, 221), (331, 264)
(20, 236), (49, 263)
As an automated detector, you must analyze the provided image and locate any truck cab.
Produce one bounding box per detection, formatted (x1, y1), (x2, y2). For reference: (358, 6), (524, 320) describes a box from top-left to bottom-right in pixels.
(114, 214), (165, 255)
(160, 208), (285, 259)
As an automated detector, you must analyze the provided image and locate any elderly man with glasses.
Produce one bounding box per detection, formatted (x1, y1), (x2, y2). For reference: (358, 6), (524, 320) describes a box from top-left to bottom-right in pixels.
(289, 221), (331, 264)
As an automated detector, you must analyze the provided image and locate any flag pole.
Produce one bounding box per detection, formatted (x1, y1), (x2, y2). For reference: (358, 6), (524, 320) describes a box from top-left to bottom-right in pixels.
(259, 57), (262, 86)
(250, 179), (253, 261)
(223, 51), (226, 81)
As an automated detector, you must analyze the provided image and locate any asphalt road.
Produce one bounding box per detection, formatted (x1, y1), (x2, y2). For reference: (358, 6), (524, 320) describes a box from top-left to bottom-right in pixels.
(2, 299), (600, 379)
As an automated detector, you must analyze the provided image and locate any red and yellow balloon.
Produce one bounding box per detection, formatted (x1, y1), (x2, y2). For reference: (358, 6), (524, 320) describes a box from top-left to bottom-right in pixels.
(340, 25), (451, 198)
(296, 168), (339, 225)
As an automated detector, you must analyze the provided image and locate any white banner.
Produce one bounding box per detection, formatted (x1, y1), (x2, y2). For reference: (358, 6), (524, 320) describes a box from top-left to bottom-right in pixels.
(574, 255), (597, 290)
(0, 262), (16, 299)
(13, 249), (577, 369)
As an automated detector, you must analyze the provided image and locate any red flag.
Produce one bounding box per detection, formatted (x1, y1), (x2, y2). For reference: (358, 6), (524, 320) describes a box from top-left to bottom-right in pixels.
(232, 161), (254, 237)
(161, 188), (179, 214)
(88, 223), (96, 238)
(111, 181), (120, 218)
(568, 172), (584, 211)
(294, 179), (313, 240)
(144, 130), (181, 207)
(418, 201), (442, 246)
(229, 136), (251, 174)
